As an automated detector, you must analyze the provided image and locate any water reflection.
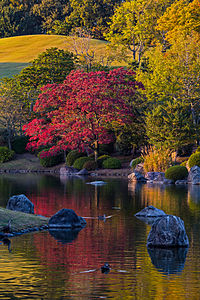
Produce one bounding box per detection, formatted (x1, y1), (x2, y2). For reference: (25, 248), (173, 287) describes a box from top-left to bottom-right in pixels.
(49, 228), (82, 244)
(147, 247), (188, 275)
(0, 174), (200, 298)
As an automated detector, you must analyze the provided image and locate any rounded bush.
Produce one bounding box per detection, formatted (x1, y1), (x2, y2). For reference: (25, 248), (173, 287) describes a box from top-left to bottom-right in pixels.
(83, 160), (98, 171)
(131, 157), (143, 169)
(102, 157), (121, 169)
(165, 165), (188, 182)
(38, 150), (64, 167)
(73, 156), (92, 170)
(97, 155), (110, 168)
(0, 146), (15, 163)
(11, 136), (29, 154)
(196, 146), (200, 153)
(66, 150), (84, 166)
(188, 152), (200, 168)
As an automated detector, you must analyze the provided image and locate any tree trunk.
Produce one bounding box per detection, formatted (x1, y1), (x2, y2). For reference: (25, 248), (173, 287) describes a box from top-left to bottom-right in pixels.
(94, 140), (99, 161)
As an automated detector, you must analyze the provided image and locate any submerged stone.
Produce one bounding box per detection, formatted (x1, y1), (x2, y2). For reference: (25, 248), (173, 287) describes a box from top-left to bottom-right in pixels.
(6, 194), (34, 214)
(147, 215), (189, 248)
(48, 208), (86, 229)
(86, 181), (107, 185)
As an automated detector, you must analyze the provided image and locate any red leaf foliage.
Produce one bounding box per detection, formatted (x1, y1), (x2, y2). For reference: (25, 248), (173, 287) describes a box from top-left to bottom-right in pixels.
(23, 68), (143, 154)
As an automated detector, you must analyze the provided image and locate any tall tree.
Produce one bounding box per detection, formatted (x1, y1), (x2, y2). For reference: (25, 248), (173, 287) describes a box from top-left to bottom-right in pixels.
(23, 68), (143, 160)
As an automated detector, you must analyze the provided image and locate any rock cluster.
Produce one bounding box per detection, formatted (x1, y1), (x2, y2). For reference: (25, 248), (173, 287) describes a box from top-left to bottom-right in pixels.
(6, 194), (34, 214)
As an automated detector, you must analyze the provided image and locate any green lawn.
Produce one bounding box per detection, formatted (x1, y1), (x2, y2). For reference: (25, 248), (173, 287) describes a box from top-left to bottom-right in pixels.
(0, 34), (125, 78)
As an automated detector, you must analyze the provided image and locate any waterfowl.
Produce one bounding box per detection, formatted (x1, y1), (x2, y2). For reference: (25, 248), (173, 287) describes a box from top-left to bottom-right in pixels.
(101, 263), (110, 274)
(98, 214), (106, 220)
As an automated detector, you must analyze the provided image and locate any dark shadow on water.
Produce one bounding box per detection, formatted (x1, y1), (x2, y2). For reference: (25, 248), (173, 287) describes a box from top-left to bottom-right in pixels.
(147, 247), (188, 275)
(49, 228), (82, 244)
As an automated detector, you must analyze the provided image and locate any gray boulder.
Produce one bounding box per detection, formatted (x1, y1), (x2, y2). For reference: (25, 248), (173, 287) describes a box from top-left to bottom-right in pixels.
(48, 208), (86, 229)
(145, 172), (165, 183)
(128, 171), (147, 182)
(135, 206), (166, 218)
(60, 166), (79, 175)
(188, 166), (200, 185)
(147, 215), (189, 248)
(6, 194), (34, 214)
(175, 180), (188, 185)
(76, 168), (89, 175)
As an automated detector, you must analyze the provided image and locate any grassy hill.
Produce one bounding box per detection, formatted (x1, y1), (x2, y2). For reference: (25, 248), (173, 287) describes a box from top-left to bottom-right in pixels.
(0, 34), (124, 78)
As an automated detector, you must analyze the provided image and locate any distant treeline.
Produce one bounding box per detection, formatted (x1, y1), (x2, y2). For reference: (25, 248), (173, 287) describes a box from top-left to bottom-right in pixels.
(0, 0), (122, 39)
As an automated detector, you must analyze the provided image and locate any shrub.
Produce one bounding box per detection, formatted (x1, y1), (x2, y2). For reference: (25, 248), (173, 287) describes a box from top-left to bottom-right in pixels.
(131, 157), (144, 169)
(165, 165), (188, 182)
(142, 147), (171, 172)
(83, 160), (98, 171)
(73, 156), (93, 170)
(102, 157), (121, 169)
(0, 146), (15, 163)
(196, 146), (200, 153)
(66, 150), (84, 166)
(97, 155), (111, 168)
(11, 136), (29, 154)
(188, 152), (200, 168)
(38, 150), (64, 167)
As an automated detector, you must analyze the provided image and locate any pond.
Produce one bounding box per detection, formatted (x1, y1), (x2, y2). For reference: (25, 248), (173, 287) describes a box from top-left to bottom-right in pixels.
(0, 174), (200, 299)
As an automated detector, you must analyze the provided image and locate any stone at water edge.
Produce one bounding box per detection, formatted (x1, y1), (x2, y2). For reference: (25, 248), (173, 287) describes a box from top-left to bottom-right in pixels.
(86, 181), (107, 185)
(135, 206), (166, 218)
(6, 194), (34, 214)
(128, 172), (147, 182)
(147, 215), (189, 248)
(188, 166), (200, 185)
(48, 208), (86, 228)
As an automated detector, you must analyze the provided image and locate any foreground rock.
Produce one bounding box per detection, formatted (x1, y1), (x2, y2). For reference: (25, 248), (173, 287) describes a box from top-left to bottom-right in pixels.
(6, 194), (34, 214)
(188, 166), (200, 185)
(147, 215), (189, 248)
(48, 208), (86, 229)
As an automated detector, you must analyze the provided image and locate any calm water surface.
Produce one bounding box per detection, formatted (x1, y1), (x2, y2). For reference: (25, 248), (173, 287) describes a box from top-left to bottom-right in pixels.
(0, 174), (200, 299)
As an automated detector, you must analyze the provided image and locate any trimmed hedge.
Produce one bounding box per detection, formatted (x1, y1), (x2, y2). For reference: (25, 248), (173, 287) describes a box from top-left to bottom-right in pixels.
(97, 155), (110, 168)
(83, 160), (98, 171)
(0, 146), (15, 163)
(131, 157), (143, 169)
(165, 165), (188, 182)
(188, 152), (200, 168)
(38, 150), (64, 167)
(66, 150), (84, 166)
(11, 136), (29, 154)
(102, 157), (121, 169)
(73, 156), (93, 170)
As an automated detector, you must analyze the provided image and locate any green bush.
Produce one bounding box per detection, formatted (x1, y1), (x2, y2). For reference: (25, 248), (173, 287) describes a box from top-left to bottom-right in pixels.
(180, 160), (188, 167)
(196, 146), (200, 153)
(11, 136), (29, 154)
(38, 150), (64, 167)
(131, 157), (144, 169)
(66, 150), (84, 166)
(0, 146), (15, 163)
(97, 155), (110, 168)
(73, 156), (93, 170)
(188, 152), (200, 168)
(165, 165), (188, 182)
(83, 160), (98, 171)
(102, 157), (121, 169)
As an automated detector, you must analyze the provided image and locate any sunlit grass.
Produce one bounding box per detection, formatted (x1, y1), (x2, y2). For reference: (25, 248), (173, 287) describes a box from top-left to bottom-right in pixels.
(0, 34), (126, 77)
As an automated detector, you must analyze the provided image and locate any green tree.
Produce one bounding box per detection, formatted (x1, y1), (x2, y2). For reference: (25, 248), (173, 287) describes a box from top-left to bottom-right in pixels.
(105, 0), (174, 63)
(146, 100), (196, 152)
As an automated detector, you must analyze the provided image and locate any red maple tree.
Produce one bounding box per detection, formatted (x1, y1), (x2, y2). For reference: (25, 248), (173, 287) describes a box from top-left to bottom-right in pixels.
(23, 68), (143, 159)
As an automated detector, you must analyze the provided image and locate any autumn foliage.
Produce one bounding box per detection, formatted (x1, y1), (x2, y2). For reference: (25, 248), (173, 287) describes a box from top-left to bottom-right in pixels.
(23, 68), (143, 157)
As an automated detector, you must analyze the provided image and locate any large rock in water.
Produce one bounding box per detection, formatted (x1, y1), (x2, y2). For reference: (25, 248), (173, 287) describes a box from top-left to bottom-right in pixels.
(48, 208), (86, 229)
(147, 215), (189, 248)
(135, 206), (166, 218)
(6, 194), (34, 214)
(188, 166), (200, 184)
